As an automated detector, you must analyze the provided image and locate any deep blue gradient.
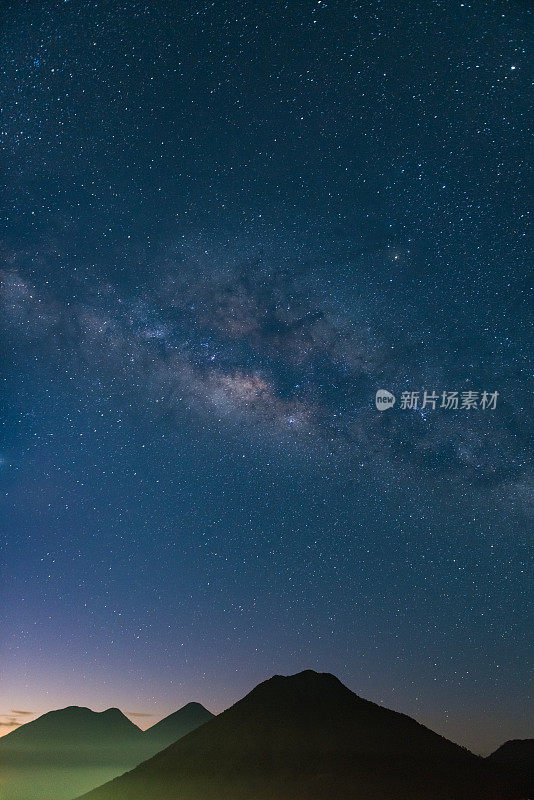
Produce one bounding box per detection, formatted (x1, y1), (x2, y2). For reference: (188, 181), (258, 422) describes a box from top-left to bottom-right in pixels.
(1, 0), (532, 753)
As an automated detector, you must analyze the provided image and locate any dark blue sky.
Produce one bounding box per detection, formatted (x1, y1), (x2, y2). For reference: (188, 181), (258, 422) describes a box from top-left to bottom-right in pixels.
(1, 0), (532, 753)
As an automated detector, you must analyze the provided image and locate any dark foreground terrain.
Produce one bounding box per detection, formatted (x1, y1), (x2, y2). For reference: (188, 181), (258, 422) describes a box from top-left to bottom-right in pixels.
(488, 739), (534, 799)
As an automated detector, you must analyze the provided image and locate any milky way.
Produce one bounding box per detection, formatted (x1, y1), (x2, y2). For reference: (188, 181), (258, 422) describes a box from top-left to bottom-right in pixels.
(2, 237), (531, 507)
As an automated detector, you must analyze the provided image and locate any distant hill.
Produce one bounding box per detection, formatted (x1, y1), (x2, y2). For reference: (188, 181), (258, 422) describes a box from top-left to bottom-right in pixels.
(0, 703), (212, 800)
(0, 706), (145, 800)
(0, 706), (146, 769)
(77, 670), (521, 800)
(143, 702), (214, 756)
(488, 739), (534, 798)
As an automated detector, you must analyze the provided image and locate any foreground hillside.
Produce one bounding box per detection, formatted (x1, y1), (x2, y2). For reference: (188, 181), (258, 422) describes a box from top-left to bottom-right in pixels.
(488, 739), (534, 799)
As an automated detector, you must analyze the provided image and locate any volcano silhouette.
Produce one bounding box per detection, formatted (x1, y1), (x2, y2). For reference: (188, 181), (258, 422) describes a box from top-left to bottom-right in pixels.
(77, 670), (520, 800)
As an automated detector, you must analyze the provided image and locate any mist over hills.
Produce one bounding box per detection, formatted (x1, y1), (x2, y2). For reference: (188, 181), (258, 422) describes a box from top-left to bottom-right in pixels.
(78, 670), (524, 800)
(0, 702), (212, 800)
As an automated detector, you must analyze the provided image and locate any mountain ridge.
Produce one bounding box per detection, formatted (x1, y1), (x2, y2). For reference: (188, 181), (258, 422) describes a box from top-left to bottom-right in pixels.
(0, 700), (213, 800)
(77, 670), (522, 800)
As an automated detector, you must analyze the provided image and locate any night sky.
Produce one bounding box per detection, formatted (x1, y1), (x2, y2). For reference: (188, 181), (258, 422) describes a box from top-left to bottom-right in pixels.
(1, 0), (532, 755)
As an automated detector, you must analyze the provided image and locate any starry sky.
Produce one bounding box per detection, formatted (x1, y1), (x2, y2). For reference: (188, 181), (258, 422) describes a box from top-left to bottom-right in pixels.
(0, 0), (532, 755)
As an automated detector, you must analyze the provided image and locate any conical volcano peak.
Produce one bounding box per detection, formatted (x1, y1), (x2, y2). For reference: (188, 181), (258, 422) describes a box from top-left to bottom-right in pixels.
(255, 668), (347, 691)
(143, 703), (214, 752)
(241, 668), (361, 711)
(269, 668), (345, 686)
(178, 701), (211, 712)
